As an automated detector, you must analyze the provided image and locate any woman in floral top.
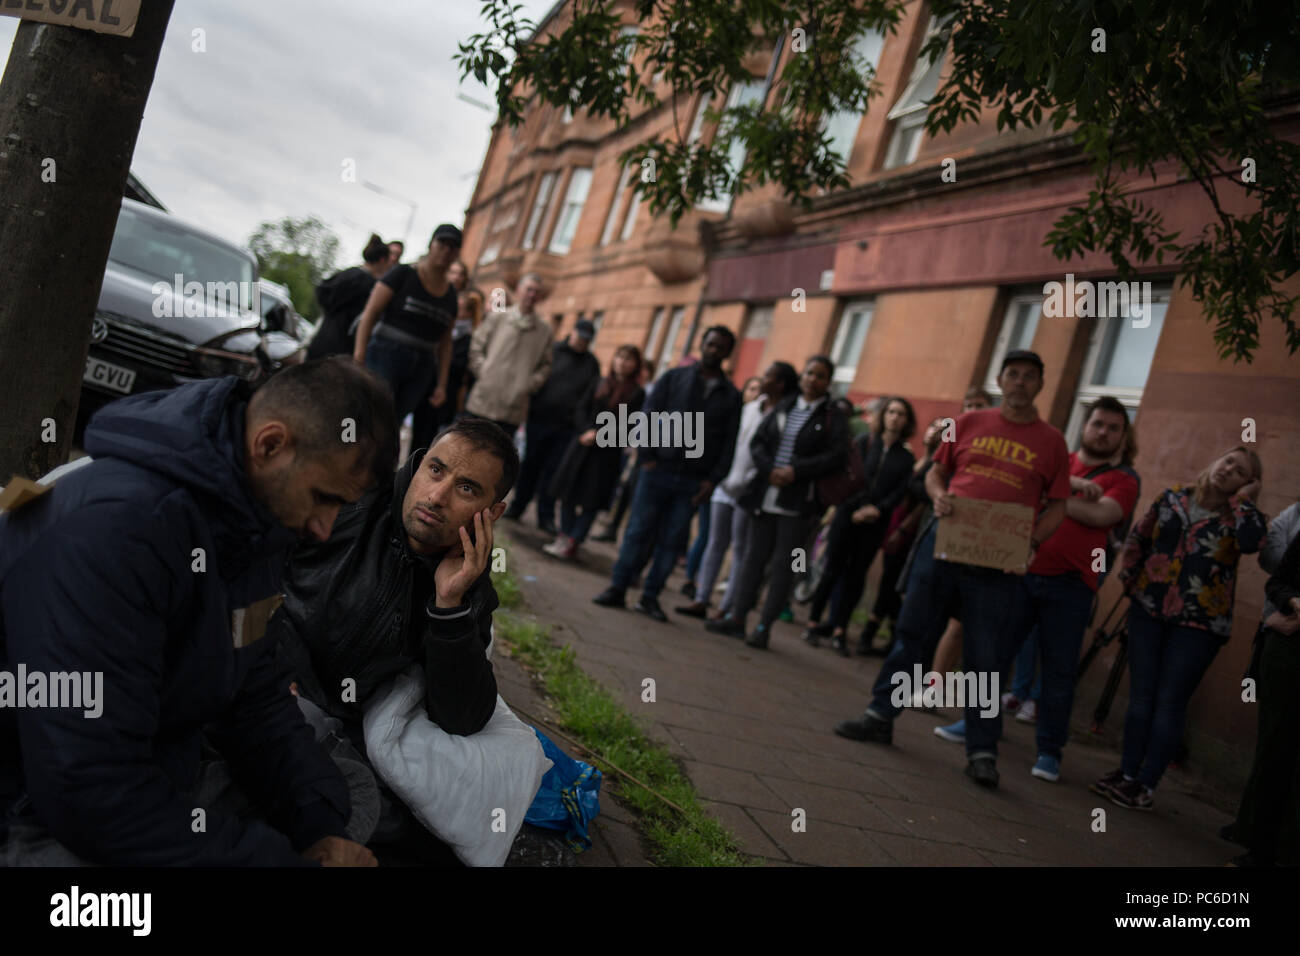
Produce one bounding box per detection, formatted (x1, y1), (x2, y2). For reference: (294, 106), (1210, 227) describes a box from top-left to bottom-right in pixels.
(1092, 446), (1266, 811)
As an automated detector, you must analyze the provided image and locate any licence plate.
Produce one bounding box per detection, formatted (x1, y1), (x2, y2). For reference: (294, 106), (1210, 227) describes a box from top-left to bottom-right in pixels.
(84, 356), (136, 394)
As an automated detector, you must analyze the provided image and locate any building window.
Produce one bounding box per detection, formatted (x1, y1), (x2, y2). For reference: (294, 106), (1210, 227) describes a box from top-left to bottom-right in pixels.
(698, 80), (768, 213)
(600, 165), (635, 247)
(548, 168), (593, 255)
(619, 187), (643, 241)
(983, 291), (1045, 402)
(829, 299), (874, 396)
(522, 171), (557, 251)
(645, 306), (667, 357)
(821, 29), (887, 175)
(1063, 284), (1172, 445)
(657, 306), (688, 374)
(744, 303), (774, 340)
(883, 17), (946, 170)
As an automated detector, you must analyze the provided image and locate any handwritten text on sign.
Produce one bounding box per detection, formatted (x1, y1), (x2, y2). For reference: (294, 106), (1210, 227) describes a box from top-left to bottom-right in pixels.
(933, 498), (1035, 573)
(0, 0), (140, 39)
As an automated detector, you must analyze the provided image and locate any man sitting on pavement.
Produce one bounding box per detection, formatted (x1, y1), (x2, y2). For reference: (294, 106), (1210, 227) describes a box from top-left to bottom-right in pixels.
(833, 350), (1071, 790)
(0, 358), (395, 865)
(269, 416), (518, 861)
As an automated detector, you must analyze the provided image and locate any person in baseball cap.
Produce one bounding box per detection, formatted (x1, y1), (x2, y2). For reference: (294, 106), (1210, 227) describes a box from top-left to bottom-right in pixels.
(1001, 349), (1044, 375)
(431, 224), (463, 248)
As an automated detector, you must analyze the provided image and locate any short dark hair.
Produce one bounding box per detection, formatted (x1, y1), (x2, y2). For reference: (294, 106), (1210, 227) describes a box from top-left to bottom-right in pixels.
(431, 417), (520, 503)
(770, 361), (799, 397)
(1084, 396), (1135, 462)
(701, 325), (736, 355)
(249, 356), (398, 487)
(807, 354), (835, 377)
(363, 234), (390, 264)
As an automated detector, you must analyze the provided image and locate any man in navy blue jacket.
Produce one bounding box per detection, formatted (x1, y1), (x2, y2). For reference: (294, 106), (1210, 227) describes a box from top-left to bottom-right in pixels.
(0, 357), (397, 866)
(593, 326), (742, 622)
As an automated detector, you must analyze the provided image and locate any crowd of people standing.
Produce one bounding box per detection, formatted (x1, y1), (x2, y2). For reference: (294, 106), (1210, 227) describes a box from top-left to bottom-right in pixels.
(321, 228), (1294, 867)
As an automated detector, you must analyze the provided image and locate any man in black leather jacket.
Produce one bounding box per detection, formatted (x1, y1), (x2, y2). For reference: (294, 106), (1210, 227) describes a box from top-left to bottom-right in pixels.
(270, 417), (518, 860)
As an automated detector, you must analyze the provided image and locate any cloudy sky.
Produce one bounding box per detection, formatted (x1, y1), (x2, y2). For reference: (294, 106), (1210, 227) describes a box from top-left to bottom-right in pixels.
(1, 0), (555, 268)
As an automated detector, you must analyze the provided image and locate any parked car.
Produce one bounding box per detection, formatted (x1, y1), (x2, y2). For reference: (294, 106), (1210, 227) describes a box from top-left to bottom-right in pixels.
(79, 198), (309, 429)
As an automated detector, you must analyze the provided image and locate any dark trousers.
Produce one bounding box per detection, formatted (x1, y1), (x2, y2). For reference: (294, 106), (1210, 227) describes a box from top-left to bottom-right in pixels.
(685, 501), (711, 581)
(1233, 627), (1300, 862)
(560, 502), (600, 544)
(868, 526), (1023, 758)
(871, 545), (908, 623)
(609, 467), (701, 600)
(1120, 604), (1221, 789)
(808, 504), (857, 623)
(825, 522), (889, 631)
(1003, 573), (1095, 760)
(732, 511), (817, 630)
(511, 420), (575, 530)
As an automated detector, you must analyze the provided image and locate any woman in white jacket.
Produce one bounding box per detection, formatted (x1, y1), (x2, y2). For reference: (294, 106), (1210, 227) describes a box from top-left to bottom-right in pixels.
(675, 363), (800, 620)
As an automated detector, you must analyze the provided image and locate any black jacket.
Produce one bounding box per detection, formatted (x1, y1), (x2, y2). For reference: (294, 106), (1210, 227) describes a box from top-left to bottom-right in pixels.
(529, 341), (602, 428)
(739, 394), (849, 516)
(639, 364), (743, 486)
(269, 450), (498, 738)
(0, 378), (349, 865)
(843, 434), (916, 515)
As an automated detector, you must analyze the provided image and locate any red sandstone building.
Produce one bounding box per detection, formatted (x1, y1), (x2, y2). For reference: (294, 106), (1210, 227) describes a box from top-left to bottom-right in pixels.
(461, 0), (1300, 787)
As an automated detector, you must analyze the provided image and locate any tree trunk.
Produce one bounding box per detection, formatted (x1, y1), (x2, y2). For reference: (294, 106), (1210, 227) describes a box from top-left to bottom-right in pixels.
(0, 2), (175, 482)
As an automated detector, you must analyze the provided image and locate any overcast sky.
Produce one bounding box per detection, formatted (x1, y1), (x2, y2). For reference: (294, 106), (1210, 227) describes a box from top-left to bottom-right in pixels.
(1, 0), (555, 269)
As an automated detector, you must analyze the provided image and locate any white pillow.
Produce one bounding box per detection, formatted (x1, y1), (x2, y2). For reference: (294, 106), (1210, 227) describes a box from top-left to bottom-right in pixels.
(362, 665), (550, 867)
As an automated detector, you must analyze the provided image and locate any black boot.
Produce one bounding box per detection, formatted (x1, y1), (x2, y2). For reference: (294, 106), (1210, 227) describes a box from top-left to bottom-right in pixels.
(856, 618), (882, 656)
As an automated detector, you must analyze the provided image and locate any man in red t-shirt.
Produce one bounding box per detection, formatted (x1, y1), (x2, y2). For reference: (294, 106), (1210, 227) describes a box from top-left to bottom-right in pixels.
(835, 350), (1070, 790)
(1005, 396), (1139, 783)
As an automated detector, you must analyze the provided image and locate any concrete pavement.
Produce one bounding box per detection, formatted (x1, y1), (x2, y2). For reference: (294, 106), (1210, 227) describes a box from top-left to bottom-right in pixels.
(500, 514), (1241, 867)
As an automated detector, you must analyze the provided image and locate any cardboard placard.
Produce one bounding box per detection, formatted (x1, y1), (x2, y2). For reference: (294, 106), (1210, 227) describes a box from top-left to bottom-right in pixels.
(1, 0), (140, 39)
(933, 497), (1035, 573)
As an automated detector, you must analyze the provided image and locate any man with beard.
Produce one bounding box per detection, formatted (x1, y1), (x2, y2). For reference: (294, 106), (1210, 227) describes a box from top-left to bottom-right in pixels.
(834, 351), (1071, 789)
(0, 358), (396, 865)
(268, 417), (517, 861)
(933, 396), (1140, 783)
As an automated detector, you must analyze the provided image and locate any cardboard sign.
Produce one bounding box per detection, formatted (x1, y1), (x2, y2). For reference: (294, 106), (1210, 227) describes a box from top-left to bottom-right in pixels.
(1, 0), (140, 39)
(933, 497), (1035, 573)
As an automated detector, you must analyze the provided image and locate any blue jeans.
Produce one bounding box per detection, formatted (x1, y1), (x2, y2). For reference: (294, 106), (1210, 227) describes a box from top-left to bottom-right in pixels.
(364, 336), (439, 424)
(1010, 628), (1042, 701)
(868, 523), (1025, 759)
(1007, 574), (1094, 760)
(685, 501), (711, 582)
(1121, 604), (1221, 789)
(560, 502), (599, 543)
(609, 467), (702, 600)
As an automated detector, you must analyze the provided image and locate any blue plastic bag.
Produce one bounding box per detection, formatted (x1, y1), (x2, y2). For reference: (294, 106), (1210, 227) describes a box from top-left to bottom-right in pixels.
(524, 727), (603, 851)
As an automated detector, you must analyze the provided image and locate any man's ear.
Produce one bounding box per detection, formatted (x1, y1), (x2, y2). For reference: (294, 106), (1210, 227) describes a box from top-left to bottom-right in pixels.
(489, 500), (507, 522)
(248, 420), (292, 470)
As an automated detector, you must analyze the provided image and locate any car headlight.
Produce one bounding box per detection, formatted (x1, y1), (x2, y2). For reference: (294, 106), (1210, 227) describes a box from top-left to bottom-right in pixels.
(194, 349), (261, 380)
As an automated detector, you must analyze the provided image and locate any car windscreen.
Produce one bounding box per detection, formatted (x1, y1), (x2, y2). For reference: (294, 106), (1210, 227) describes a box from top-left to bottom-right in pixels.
(108, 205), (256, 310)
